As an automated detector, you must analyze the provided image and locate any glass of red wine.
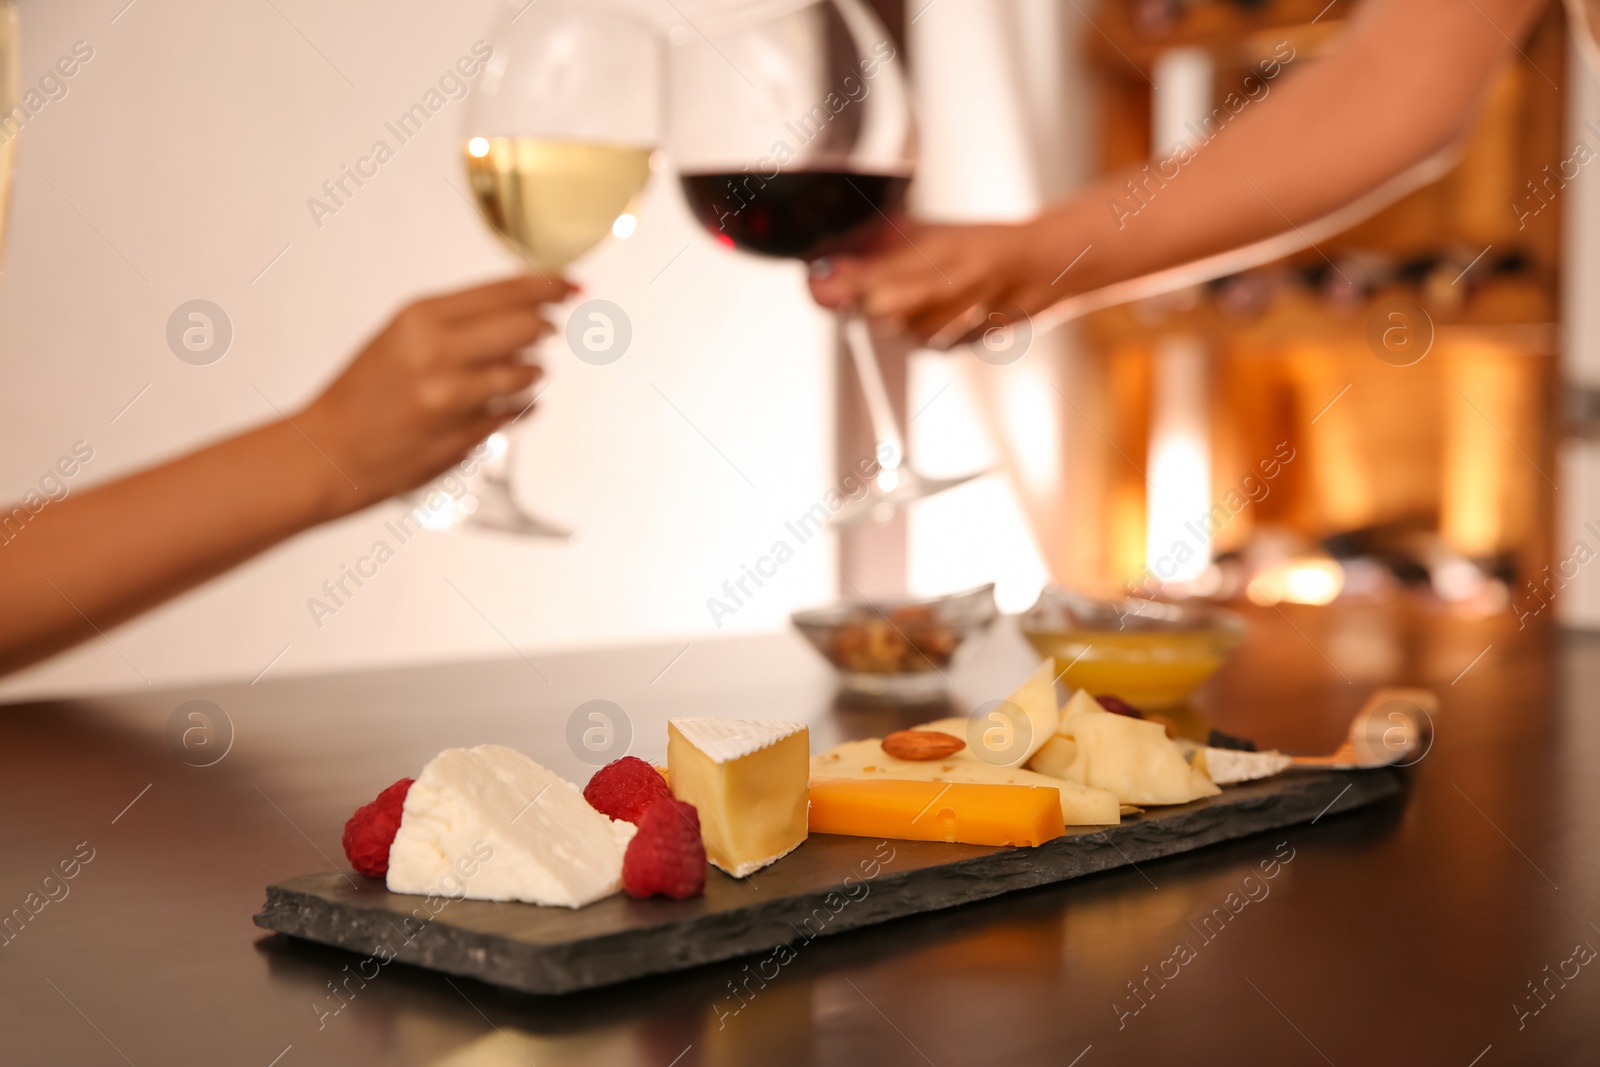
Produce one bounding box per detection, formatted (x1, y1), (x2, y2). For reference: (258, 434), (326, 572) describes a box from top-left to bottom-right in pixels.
(668, 0), (982, 525)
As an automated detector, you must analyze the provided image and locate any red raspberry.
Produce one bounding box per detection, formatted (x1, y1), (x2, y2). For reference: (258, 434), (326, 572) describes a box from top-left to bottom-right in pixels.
(583, 756), (672, 825)
(622, 798), (706, 899)
(342, 778), (413, 878)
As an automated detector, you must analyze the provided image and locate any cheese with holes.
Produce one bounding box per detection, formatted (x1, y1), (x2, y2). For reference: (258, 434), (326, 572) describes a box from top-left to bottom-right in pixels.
(1027, 690), (1220, 805)
(811, 735), (1119, 826)
(668, 718), (810, 877)
(809, 779), (1064, 847)
(386, 744), (635, 908)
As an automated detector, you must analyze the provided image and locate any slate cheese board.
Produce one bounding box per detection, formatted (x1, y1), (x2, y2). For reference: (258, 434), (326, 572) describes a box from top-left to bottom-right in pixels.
(254, 768), (1399, 995)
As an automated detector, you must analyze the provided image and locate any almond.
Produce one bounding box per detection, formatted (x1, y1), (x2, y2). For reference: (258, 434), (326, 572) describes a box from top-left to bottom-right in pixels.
(881, 729), (966, 761)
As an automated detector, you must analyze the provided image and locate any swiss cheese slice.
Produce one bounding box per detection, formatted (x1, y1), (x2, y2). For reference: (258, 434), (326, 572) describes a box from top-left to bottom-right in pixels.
(811, 737), (1120, 826)
(668, 718), (810, 877)
(1027, 690), (1220, 805)
(386, 744), (635, 908)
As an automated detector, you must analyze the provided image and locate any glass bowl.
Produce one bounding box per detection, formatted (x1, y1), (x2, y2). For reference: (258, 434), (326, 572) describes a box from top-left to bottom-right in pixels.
(791, 584), (997, 702)
(1018, 587), (1246, 711)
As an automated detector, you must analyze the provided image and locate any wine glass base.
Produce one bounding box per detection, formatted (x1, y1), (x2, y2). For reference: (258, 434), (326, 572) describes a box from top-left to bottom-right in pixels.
(828, 468), (990, 528)
(463, 489), (573, 539)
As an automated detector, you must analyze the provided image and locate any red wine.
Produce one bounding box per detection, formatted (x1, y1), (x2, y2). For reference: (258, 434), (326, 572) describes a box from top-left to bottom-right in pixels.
(679, 170), (911, 260)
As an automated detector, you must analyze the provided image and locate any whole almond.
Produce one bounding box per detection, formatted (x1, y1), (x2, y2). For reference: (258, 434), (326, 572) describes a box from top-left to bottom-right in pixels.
(881, 730), (966, 761)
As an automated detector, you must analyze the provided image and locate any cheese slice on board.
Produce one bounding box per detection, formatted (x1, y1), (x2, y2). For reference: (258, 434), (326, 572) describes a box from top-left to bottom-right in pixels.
(811, 737), (1120, 826)
(809, 779), (1064, 847)
(1193, 746), (1292, 784)
(1026, 690), (1220, 806)
(387, 744), (635, 908)
(994, 659), (1064, 765)
(668, 718), (810, 877)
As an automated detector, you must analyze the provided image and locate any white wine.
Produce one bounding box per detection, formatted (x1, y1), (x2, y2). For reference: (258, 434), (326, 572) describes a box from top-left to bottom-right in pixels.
(464, 137), (652, 270)
(0, 1), (18, 254)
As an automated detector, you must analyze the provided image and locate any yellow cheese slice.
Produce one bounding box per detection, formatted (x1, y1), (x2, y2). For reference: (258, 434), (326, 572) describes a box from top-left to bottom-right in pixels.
(810, 738), (1120, 826)
(668, 718), (810, 877)
(1026, 690), (1220, 805)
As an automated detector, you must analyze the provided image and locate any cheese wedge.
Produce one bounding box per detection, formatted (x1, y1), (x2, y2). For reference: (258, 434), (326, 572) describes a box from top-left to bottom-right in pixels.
(386, 744), (635, 908)
(995, 659), (1064, 765)
(668, 718), (810, 877)
(810, 738), (1120, 825)
(1029, 735), (1078, 779)
(1026, 690), (1220, 806)
(810, 779), (1064, 847)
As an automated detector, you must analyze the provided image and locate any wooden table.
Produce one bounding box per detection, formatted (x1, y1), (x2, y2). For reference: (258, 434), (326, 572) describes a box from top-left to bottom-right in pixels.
(0, 602), (1589, 1066)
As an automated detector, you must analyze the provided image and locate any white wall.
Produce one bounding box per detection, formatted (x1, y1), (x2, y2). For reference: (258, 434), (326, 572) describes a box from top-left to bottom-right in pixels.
(902, 0), (1089, 612)
(0, 0), (835, 699)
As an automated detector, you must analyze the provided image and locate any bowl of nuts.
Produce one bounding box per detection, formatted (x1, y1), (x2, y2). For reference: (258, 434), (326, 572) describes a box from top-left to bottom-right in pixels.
(790, 584), (998, 702)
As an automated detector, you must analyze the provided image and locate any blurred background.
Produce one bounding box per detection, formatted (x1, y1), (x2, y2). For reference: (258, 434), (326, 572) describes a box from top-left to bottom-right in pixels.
(1, 0), (1593, 700)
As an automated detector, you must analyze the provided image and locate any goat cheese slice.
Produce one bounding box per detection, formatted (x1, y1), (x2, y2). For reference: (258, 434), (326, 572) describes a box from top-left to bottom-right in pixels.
(1194, 746), (1293, 785)
(668, 718), (810, 877)
(386, 744), (635, 908)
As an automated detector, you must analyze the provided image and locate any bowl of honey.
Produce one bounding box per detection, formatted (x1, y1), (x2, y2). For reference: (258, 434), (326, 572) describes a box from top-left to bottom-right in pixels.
(1018, 587), (1246, 711)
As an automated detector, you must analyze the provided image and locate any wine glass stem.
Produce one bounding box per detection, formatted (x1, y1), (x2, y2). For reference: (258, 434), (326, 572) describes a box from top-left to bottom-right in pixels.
(841, 310), (905, 471)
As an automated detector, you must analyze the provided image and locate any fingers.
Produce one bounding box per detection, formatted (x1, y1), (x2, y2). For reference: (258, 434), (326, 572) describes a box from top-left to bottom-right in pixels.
(422, 362), (542, 422)
(809, 258), (867, 309)
(440, 308), (554, 363)
(453, 361), (543, 413)
(419, 273), (576, 323)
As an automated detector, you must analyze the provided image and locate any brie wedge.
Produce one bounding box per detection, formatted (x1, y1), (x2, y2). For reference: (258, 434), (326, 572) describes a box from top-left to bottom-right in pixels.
(668, 718), (810, 877)
(386, 744), (635, 908)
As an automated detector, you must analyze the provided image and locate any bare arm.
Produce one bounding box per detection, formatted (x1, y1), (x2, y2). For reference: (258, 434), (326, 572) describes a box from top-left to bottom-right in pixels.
(812, 0), (1550, 340)
(0, 274), (570, 677)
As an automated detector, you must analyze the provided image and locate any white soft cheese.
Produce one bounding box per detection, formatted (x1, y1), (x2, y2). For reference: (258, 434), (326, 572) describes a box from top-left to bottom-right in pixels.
(1196, 747), (1292, 785)
(386, 744), (635, 909)
(668, 718), (806, 763)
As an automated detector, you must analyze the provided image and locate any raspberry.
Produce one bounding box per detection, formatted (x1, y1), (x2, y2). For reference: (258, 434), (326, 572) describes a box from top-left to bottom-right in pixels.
(622, 798), (706, 899)
(342, 778), (413, 878)
(583, 756), (672, 825)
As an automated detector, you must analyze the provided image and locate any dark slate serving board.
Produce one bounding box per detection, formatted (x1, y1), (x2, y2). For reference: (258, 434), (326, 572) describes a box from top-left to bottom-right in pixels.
(255, 769), (1399, 994)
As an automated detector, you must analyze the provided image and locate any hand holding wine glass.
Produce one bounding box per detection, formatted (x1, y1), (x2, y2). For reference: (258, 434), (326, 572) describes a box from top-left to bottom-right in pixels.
(296, 273), (573, 509)
(808, 219), (1053, 345)
(451, 0), (660, 537)
(668, 0), (984, 525)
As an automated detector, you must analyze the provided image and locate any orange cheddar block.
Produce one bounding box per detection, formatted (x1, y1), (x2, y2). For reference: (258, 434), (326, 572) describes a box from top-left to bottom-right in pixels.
(808, 778), (1064, 847)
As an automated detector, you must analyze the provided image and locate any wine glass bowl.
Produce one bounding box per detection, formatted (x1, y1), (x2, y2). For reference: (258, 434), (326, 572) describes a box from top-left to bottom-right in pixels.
(667, 0), (974, 526)
(464, 137), (652, 272)
(446, 0), (661, 536)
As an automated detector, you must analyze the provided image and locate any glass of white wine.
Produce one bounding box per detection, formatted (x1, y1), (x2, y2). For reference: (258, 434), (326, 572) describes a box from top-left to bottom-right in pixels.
(448, 0), (660, 537)
(0, 0), (18, 253)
